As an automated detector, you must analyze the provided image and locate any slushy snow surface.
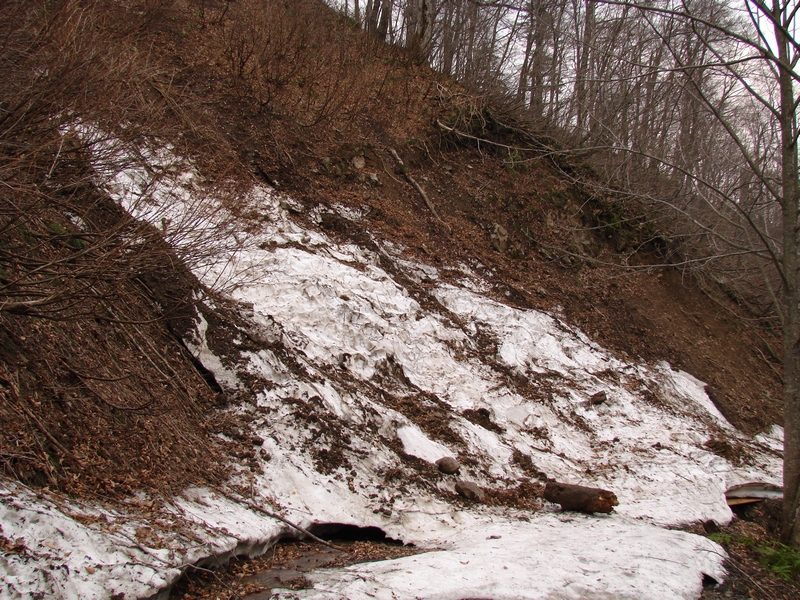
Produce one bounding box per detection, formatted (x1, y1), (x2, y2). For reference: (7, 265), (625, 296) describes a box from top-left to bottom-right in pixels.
(0, 147), (784, 599)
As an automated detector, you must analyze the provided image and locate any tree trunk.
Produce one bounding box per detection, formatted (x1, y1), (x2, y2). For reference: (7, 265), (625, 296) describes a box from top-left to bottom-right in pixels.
(440, 1), (456, 76)
(517, 7), (534, 102)
(376, 0), (391, 42)
(575, 0), (596, 136)
(365, 0), (379, 35)
(544, 481), (619, 513)
(528, 1), (549, 120)
(405, 0), (431, 63)
(777, 6), (800, 545)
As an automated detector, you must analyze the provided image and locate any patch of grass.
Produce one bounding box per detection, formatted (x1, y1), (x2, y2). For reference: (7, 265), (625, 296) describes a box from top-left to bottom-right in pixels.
(67, 236), (86, 250)
(709, 533), (800, 583)
(47, 222), (67, 235)
(708, 532), (753, 547)
(16, 226), (35, 245)
(757, 542), (800, 583)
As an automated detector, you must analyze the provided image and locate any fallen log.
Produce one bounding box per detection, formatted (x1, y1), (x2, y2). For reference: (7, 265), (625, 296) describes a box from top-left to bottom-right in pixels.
(544, 482), (618, 514)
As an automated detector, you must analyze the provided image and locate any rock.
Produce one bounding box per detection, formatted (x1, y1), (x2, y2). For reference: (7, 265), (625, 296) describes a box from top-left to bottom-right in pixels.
(279, 198), (304, 214)
(544, 481), (618, 513)
(352, 156), (366, 170)
(455, 480), (485, 502)
(490, 223), (508, 253)
(436, 457), (461, 474)
(589, 391), (608, 405)
(572, 229), (593, 255)
(367, 172), (381, 185)
(320, 212), (351, 233)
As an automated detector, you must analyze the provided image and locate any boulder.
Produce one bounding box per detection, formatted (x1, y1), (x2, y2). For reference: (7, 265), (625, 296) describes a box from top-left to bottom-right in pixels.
(589, 391), (608, 405)
(490, 223), (508, 253)
(455, 480), (485, 502)
(436, 457), (461, 474)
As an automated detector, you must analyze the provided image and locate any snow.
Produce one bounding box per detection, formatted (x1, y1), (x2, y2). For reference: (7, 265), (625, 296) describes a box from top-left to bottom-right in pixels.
(0, 143), (785, 599)
(185, 309), (240, 389)
(756, 424), (784, 453)
(281, 514), (726, 600)
(0, 482), (179, 599)
(397, 425), (455, 463)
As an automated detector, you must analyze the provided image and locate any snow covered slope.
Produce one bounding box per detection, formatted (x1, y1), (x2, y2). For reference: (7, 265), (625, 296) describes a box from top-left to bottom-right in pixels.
(0, 150), (784, 599)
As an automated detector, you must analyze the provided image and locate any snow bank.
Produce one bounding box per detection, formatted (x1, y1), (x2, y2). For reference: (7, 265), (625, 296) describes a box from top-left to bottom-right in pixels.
(1, 144), (783, 599)
(283, 514), (725, 600)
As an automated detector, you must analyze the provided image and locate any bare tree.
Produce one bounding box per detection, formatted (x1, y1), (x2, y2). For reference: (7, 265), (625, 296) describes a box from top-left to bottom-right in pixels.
(405, 0), (434, 62)
(578, 0), (800, 546)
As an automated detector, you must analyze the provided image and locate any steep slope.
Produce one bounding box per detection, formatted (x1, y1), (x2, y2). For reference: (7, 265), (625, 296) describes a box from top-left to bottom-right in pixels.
(0, 1), (790, 598)
(0, 145), (783, 598)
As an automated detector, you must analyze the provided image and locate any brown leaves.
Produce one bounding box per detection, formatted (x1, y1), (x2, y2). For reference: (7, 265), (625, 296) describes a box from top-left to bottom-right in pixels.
(0, 533), (26, 556)
(170, 540), (421, 600)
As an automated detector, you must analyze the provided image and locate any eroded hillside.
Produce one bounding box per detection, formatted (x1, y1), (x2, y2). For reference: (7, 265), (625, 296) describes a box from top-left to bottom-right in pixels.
(0, 1), (792, 599)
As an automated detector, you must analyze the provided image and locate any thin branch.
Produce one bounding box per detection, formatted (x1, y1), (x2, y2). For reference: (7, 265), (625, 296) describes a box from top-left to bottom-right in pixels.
(388, 147), (450, 229)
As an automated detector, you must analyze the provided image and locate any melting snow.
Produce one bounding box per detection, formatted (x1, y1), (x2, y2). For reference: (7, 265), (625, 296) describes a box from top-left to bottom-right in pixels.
(0, 145), (784, 599)
(282, 515), (725, 600)
(397, 425), (456, 463)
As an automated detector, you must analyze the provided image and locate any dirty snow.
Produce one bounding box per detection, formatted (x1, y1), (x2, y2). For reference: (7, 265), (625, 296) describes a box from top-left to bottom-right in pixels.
(282, 514), (726, 600)
(0, 145), (785, 600)
(0, 482), (284, 599)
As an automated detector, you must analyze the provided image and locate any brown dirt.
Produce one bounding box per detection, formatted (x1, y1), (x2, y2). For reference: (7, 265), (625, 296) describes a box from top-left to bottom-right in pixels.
(0, 248), (254, 497)
(1, 0), (781, 506)
(140, 0), (784, 436)
(169, 539), (422, 600)
(692, 500), (800, 599)
(484, 480), (545, 510)
(462, 408), (506, 434)
(340, 159), (783, 436)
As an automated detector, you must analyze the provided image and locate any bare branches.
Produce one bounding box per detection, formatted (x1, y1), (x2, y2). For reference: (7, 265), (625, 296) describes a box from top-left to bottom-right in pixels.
(0, 0), (248, 322)
(389, 147), (449, 228)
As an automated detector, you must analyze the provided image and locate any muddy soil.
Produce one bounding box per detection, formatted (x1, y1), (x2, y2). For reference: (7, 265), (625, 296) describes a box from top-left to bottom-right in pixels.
(693, 500), (800, 599)
(169, 538), (421, 600)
